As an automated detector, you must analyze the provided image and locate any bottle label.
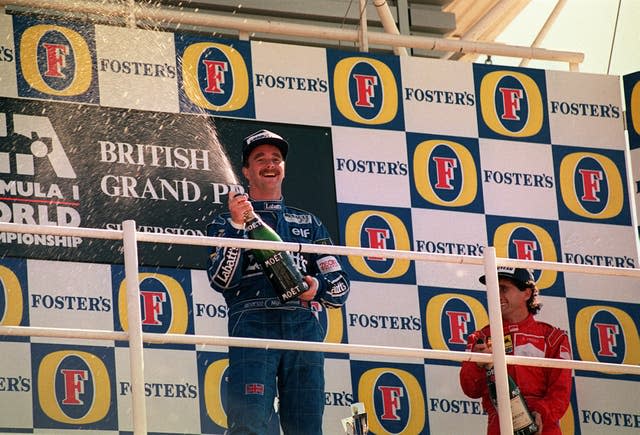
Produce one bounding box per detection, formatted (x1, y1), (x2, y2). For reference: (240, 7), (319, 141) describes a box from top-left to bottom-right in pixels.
(244, 215), (309, 302)
(279, 284), (305, 302)
(264, 252), (284, 266)
(263, 251), (309, 302)
(510, 395), (535, 431)
(245, 218), (262, 232)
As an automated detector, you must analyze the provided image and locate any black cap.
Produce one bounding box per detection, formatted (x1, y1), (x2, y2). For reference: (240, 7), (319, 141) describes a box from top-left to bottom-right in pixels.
(479, 267), (534, 287)
(241, 129), (289, 166)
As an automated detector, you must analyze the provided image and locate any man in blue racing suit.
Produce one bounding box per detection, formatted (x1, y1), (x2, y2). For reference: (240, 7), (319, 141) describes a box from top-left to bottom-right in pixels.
(207, 129), (350, 434)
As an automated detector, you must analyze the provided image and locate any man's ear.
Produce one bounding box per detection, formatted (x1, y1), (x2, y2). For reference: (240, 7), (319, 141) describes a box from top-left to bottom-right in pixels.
(241, 165), (248, 179)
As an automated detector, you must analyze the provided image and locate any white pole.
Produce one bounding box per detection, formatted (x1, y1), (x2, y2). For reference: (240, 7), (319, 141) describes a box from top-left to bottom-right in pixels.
(126, 0), (136, 28)
(123, 220), (147, 435)
(373, 0), (408, 56)
(358, 0), (368, 52)
(1, 221), (639, 278)
(520, 0), (567, 67)
(483, 247), (513, 434)
(0, 325), (638, 375)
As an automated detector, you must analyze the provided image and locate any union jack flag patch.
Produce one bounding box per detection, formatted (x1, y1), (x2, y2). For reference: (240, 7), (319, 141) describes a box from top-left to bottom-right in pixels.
(245, 383), (265, 395)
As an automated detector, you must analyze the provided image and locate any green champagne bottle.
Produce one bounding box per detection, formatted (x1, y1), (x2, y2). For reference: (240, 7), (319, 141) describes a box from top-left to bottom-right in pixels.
(478, 337), (538, 435)
(244, 211), (309, 302)
(486, 366), (539, 435)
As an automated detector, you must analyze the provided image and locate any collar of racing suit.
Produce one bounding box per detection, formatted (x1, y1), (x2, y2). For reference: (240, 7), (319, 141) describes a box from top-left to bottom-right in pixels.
(248, 198), (284, 228)
(504, 312), (535, 333)
(249, 198), (284, 213)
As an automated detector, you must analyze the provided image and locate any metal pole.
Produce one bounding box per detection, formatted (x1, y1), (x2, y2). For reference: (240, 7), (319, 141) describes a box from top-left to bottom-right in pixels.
(1, 326), (638, 375)
(2, 222), (640, 279)
(358, 0), (368, 52)
(373, 0), (408, 56)
(126, 0), (135, 28)
(122, 220), (147, 435)
(483, 247), (513, 434)
(520, 0), (567, 67)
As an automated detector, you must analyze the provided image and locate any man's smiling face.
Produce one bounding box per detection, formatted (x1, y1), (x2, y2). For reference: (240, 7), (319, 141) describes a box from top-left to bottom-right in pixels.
(242, 143), (285, 197)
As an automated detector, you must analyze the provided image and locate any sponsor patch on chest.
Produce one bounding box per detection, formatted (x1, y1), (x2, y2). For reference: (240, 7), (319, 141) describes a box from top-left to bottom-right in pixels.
(284, 213), (312, 224)
(317, 256), (342, 274)
(513, 333), (546, 358)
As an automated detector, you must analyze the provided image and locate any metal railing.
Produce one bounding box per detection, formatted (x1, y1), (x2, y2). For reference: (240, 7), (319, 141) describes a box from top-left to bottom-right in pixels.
(1, 221), (639, 434)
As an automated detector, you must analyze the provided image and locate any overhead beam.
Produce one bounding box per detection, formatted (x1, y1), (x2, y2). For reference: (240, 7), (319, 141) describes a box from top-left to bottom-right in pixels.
(0, 0), (583, 67)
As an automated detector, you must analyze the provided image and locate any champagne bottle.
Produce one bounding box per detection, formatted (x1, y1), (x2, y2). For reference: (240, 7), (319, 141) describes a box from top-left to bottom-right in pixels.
(244, 211), (309, 302)
(480, 339), (538, 435)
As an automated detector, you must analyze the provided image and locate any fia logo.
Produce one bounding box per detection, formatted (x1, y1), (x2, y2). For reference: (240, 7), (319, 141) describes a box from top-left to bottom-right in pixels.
(328, 50), (404, 129)
(0, 109), (81, 228)
(623, 71), (640, 149)
(0, 112), (76, 179)
(14, 17), (98, 102)
(177, 36), (254, 118)
(487, 216), (565, 296)
(474, 64), (550, 143)
(408, 133), (483, 212)
(0, 258), (29, 335)
(554, 145), (630, 225)
(352, 362), (427, 434)
(420, 288), (488, 353)
(339, 204), (415, 283)
(32, 344), (116, 429)
(112, 266), (194, 348)
(570, 300), (640, 377)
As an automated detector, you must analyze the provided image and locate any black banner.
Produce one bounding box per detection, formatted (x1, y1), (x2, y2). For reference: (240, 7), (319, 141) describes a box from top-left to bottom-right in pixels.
(0, 97), (338, 268)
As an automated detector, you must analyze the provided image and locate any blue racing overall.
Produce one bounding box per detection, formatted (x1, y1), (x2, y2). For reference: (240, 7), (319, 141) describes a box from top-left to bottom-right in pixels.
(207, 198), (350, 434)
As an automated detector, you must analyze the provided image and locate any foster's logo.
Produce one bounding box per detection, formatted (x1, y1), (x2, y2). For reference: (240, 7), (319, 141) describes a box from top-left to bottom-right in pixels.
(475, 65), (549, 143)
(573, 303), (640, 367)
(114, 268), (193, 339)
(312, 301), (346, 347)
(623, 72), (640, 148)
(201, 355), (229, 431)
(555, 147), (628, 224)
(342, 206), (413, 281)
(409, 134), (482, 211)
(422, 291), (488, 352)
(330, 52), (403, 128)
(0, 259), (27, 328)
(16, 18), (97, 102)
(179, 38), (252, 115)
(355, 365), (426, 434)
(33, 345), (116, 429)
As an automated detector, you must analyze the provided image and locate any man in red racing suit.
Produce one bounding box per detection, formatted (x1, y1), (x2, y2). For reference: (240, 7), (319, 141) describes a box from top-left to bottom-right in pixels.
(459, 267), (572, 434)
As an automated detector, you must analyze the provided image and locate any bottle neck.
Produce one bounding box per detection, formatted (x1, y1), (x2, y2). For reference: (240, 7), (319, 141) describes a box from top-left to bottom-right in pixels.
(243, 210), (259, 223)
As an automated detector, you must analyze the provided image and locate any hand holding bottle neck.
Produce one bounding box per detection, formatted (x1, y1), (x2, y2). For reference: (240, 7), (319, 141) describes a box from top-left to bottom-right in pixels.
(228, 192), (254, 228)
(474, 337), (493, 369)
